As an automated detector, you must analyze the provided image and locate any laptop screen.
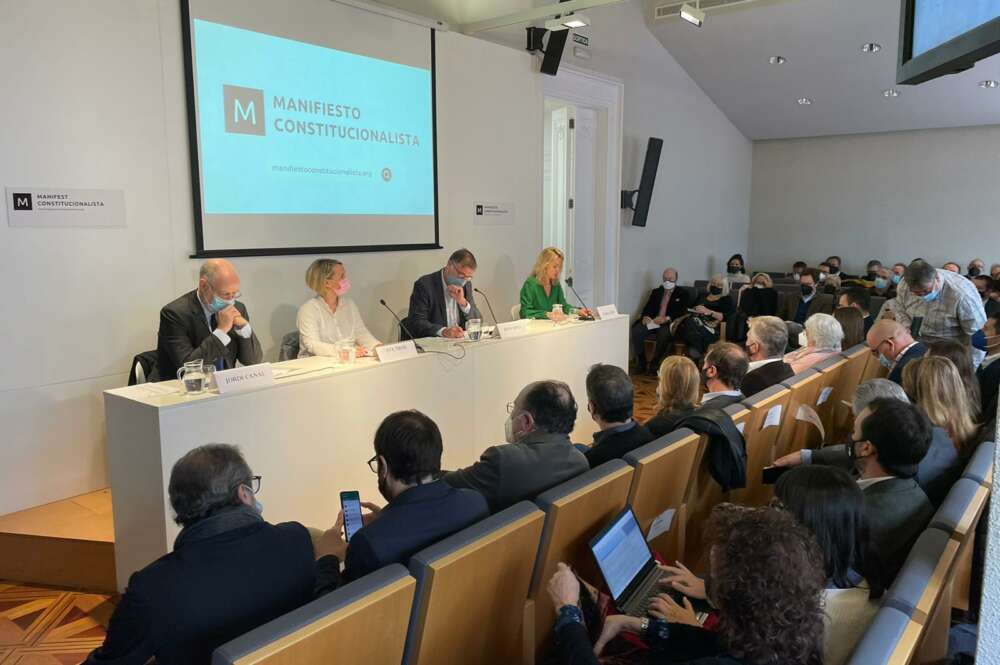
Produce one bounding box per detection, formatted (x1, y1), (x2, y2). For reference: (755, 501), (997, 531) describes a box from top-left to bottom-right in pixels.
(590, 508), (653, 600)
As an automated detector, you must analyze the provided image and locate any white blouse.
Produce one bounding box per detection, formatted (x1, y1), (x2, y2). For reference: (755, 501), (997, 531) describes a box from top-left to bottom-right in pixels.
(296, 296), (380, 358)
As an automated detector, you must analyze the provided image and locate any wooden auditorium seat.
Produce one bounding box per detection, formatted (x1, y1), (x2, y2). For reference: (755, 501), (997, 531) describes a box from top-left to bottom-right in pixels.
(730, 384), (791, 506)
(775, 369), (825, 458)
(827, 344), (870, 443)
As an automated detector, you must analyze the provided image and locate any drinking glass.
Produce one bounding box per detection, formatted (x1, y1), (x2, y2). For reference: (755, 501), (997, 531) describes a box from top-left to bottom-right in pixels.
(337, 339), (357, 364)
(177, 360), (205, 395)
(466, 318), (483, 342)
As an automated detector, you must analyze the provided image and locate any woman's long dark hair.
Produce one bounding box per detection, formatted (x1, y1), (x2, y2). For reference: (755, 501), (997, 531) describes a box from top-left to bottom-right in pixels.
(706, 504), (827, 665)
(775, 465), (886, 598)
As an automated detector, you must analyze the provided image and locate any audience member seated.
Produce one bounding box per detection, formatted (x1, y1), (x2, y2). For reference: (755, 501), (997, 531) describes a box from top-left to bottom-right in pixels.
(866, 319), (926, 384)
(582, 364), (654, 468)
(774, 379), (960, 508)
(968, 258), (986, 279)
(737, 273), (778, 317)
(699, 342), (748, 409)
(925, 339), (983, 420)
(645, 356), (700, 438)
(547, 504), (826, 665)
(838, 287), (875, 334)
(313, 410), (488, 586)
(784, 313), (844, 373)
(630, 267), (691, 373)
(520, 247), (591, 321)
(842, 398), (934, 579)
(973, 275), (992, 305)
(833, 307), (865, 349)
(895, 259), (986, 347)
(774, 466), (884, 665)
(871, 266), (897, 299)
(861, 259), (883, 285)
(822, 273), (842, 296)
(790, 260), (808, 281)
(86, 445), (326, 665)
(992, 264), (1000, 281)
(444, 380), (588, 512)
(892, 263), (907, 285)
(818, 262), (832, 282)
(979, 312), (1000, 437)
(989, 280), (1000, 318)
(297, 258), (380, 358)
(780, 268), (833, 328)
(741, 316), (794, 397)
(157, 259), (263, 381)
(676, 274), (735, 361)
(826, 255), (845, 277)
(902, 357), (980, 456)
(406, 248), (481, 339)
(726, 253), (750, 285)
(943, 261), (961, 274)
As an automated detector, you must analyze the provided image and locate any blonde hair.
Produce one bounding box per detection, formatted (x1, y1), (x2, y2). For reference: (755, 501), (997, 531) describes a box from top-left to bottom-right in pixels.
(902, 356), (979, 452)
(708, 273), (731, 297)
(305, 258), (343, 295)
(751, 272), (774, 288)
(656, 356), (701, 414)
(825, 274), (842, 290)
(532, 247), (565, 283)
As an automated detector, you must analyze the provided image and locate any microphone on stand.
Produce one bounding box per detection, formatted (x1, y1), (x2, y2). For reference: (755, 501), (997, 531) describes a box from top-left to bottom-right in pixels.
(473, 287), (500, 327)
(380, 299), (424, 351)
(565, 277), (595, 321)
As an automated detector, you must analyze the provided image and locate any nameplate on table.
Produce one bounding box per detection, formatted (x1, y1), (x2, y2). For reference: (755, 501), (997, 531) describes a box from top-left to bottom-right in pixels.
(596, 304), (619, 319)
(215, 364), (274, 395)
(496, 319), (530, 339)
(375, 341), (419, 363)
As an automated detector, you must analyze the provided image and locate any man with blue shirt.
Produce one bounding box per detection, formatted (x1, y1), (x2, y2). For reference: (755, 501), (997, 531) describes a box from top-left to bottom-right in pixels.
(895, 259), (986, 348)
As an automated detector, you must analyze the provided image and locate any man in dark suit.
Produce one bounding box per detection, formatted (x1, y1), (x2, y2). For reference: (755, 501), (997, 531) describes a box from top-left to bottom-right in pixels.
(742, 316), (795, 397)
(86, 445), (329, 665)
(839, 287), (875, 335)
(774, 379), (960, 507)
(445, 380), (589, 513)
(698, 342), (748, 410)
(157, 259), (262, 381)
(779, 268), (835, 329)
(629, 267), (690, 373)
(405, 248), (482, 339)
(866, 320), (927, 384)
(582, 364), (654, 468)
(313, 411), (488, 585)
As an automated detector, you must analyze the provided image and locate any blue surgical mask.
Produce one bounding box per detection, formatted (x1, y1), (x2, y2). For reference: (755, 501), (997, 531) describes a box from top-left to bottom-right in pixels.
(874, 277), (888, 290)
(446, 276), (468, 288)
(891, 274), (902, 285)
(878, 353), (893, 369)
(253, 498), (264, 516)
(210, 295), (235, 312)
(921, 287), (941, 303)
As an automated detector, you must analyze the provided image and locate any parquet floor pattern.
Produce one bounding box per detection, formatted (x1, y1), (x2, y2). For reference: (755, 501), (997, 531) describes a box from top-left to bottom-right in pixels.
(0, 581), (115, 664)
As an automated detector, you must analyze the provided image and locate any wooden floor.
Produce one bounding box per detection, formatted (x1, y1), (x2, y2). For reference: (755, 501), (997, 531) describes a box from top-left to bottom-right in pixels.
(0, 580), (114, 663)
(632, 371), (659, 423)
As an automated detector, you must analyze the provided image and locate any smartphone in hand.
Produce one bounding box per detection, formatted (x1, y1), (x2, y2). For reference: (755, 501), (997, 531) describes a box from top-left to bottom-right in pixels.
(340, 490), (364, 542)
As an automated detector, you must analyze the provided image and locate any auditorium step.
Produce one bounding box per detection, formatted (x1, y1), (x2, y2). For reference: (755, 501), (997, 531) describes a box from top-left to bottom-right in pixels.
(0, 489), (116, 593)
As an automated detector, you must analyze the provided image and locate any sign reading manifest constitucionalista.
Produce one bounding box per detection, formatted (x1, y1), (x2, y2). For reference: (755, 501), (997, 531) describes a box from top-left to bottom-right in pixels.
(6, 187), (126, 228)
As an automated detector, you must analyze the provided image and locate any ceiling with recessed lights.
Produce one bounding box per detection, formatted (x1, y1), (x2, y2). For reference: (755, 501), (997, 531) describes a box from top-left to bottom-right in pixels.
(646, 0), (1000, 139)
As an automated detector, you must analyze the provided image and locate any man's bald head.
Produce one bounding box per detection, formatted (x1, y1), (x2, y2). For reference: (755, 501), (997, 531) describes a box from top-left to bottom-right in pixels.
(866, 319), (914, 361)
(198, 259), (241, 300)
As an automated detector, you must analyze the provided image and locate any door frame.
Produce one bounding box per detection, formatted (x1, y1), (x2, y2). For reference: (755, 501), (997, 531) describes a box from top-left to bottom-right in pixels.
(543, 63), (624, 308)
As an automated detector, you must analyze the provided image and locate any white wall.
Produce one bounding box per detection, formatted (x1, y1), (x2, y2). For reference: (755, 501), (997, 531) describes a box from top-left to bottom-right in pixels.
(749, 125), (1000, 275)
(0, 0), (543, 515)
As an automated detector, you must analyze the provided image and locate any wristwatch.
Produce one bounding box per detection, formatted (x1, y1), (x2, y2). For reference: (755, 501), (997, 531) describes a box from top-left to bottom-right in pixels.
(640, 617), (650, 633)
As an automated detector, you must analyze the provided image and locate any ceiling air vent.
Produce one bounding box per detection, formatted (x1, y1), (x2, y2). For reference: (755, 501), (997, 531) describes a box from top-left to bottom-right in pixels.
(654, 0), (762, 21)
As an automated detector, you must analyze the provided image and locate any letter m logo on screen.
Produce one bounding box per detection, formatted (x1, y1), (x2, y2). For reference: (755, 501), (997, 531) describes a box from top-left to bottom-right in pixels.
(223, 85), (266, 136)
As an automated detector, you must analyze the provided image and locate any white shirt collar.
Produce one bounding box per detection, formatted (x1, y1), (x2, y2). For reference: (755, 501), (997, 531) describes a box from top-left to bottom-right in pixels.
(856, 476), (894, 490)
(701, 390), (742, 404)
(748, 357), (782, 371)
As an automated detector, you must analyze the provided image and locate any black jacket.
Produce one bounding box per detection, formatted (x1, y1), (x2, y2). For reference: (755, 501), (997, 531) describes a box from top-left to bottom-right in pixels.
(646, 406), (697, 438)
(554, 618), (742, 665)
(779, 292), (834, 324)
(584, 422), (656, 468)
(676, 408), (747, 491)
(156, 290), (262, 382)
(741, 360), (795, 398)
(443, 431), (589, 513)
(86, 511), (322, 665)
(404, 269), (481, 339)
(738, 287), (778, 317)
(863, 477), (934, 580)
(340, 480), (489, 583)
(640, 286), (691, 321)
(888, 342), (928, 384)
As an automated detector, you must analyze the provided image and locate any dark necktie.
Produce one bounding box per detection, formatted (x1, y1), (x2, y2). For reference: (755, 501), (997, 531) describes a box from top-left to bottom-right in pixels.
(209, 314), (226, 371)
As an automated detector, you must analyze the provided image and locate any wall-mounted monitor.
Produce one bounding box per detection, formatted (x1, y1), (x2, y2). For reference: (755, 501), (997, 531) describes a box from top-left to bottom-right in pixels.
(898, 0), (1000, 84)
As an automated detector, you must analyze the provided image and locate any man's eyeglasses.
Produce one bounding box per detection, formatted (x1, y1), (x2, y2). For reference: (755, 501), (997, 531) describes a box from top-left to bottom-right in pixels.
(870, 339), (889, 356)
(506, 401), (516, 414)
(244, 475), (262, 494)
(367, 455), (378, 473)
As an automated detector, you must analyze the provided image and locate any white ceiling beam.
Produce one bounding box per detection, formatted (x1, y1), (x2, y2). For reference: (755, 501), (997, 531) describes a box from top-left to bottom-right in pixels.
(457, 0), (626, 34)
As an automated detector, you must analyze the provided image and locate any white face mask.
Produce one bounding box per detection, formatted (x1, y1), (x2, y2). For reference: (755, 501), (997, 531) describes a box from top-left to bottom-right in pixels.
(253, 499), (264, 516)
(663, 281), (676, 290)
(754, 283), (765, 289)
(798, 332), (809, 348)
(504, 413), (518, 443)
(819, 273), (828, 282)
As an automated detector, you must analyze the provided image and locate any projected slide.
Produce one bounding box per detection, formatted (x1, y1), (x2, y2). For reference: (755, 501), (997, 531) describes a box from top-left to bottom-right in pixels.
(912, 0), (1000, 57)
(184, 0), (439, 254)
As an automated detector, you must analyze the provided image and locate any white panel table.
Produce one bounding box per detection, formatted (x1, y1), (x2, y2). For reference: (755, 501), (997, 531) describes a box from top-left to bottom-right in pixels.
(104, 315), (628, 589)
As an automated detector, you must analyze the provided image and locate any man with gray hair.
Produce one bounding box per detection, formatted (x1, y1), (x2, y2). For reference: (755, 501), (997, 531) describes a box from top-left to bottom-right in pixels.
(742, 316), (794, 396)
(894, 259), (985, 351)
(157, 259), (263, 382)
(87, 444), (330, 664)
(772, 378), (961, 505)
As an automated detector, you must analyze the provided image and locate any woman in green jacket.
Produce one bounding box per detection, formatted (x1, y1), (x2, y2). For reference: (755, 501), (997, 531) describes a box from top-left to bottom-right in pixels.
(519, 247), (591, 320)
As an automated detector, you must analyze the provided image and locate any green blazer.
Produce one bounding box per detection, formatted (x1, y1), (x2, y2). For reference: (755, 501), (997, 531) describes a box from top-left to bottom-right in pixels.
(519, 276), (573, 319)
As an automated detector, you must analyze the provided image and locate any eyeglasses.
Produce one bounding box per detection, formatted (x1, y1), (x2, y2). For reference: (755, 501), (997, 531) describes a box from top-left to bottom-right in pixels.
(244, 475), (262, 494)
(869, 339), (889, 356)
(506, 401), (516, 414)
(367, 454), (378, 473)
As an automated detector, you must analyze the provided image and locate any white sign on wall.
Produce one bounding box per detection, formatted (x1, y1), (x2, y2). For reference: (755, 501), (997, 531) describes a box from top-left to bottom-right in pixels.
(473, 201), (515, 226)
(6, 187), (126, 228)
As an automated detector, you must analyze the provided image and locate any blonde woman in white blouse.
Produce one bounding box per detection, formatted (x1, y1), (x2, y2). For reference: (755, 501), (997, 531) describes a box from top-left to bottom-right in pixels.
(297, 259), (380, 358)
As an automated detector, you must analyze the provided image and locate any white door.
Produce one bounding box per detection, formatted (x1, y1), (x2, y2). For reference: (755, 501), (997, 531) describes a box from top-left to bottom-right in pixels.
(569, 107), (598, 309)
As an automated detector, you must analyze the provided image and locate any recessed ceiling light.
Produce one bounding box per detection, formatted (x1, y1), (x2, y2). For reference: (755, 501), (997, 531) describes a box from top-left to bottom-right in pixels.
(797, 97), (813, 105)
(980, 79), (999, 89)
(882, 88), (900, 98)
(861, 42), (882, 53)
(768, 56), (786, 65)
